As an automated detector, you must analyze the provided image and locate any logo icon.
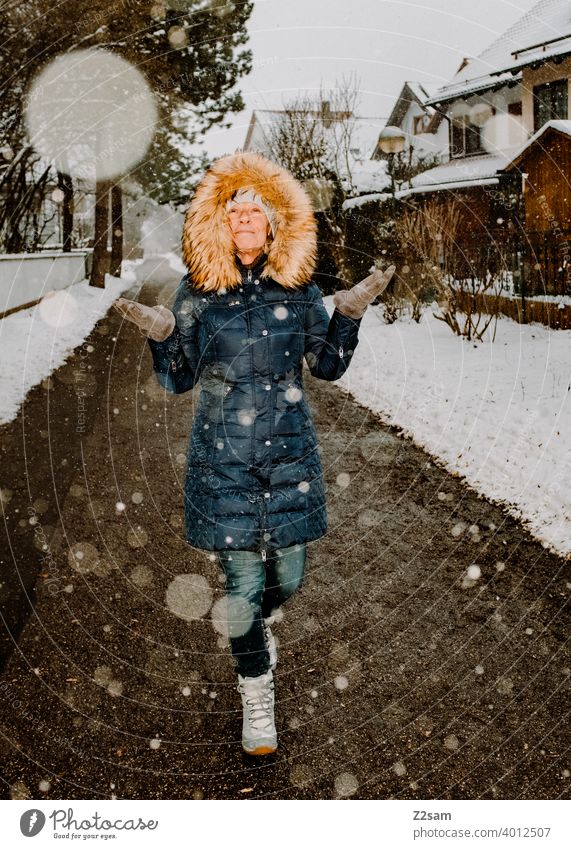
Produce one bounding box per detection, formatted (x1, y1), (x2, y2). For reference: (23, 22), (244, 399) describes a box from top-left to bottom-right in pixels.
(20, 809), (46, 837)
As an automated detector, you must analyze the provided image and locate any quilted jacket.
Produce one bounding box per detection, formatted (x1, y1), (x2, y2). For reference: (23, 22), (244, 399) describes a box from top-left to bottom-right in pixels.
(147, 152), (363, 558)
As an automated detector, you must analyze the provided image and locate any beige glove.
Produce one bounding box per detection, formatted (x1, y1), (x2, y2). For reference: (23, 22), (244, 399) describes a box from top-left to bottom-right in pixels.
(112, 298), (176, 342)
(333, 264), (396, 319)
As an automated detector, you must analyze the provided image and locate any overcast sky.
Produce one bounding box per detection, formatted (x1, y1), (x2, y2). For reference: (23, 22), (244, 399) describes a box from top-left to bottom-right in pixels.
(202, 0), (540, 158)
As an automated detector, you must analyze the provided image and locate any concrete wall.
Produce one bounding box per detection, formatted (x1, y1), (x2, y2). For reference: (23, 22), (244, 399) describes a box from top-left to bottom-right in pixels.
(0, 250), (91, 316)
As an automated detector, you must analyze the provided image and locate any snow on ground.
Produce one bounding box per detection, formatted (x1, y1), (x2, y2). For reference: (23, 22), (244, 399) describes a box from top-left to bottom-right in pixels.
(0, 269), (138, 425)
(324, 296), (571, 559)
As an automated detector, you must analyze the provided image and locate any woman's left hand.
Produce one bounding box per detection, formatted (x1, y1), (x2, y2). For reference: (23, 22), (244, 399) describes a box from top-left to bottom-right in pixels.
(333, 265), (396, 319)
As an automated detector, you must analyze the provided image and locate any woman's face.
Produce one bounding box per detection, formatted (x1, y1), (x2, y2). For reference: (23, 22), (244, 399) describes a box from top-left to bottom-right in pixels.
(226, 202), (271, 253)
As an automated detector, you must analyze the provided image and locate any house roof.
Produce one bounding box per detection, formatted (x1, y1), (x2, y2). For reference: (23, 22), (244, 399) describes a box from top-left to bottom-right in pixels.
(409, 151), (512, 189)
(397, 176), (500, 199)
(243, 108), (386, 161)
(385, 81), (436, 127)
(502, 118), (571, 169)
(425, 0), (571, 106)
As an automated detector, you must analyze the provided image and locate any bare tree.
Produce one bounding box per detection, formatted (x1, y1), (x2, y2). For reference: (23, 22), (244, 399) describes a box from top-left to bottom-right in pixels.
(396, 198), (503, 340)
(265, 74), (368, 284)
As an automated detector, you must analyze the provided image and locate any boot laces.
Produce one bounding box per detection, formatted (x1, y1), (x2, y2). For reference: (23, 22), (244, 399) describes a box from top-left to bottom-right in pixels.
(238, 679), (274, 731)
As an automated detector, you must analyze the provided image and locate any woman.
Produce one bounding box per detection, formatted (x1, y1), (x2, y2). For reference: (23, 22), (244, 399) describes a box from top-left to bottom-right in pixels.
(114, 151), (394, 756)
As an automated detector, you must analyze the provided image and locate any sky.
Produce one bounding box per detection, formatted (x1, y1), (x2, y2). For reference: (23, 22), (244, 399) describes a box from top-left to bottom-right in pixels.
(202, 0), (540, 158)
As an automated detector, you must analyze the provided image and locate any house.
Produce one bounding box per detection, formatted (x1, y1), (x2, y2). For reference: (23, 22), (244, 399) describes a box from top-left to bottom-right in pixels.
(395, 0), (571, 295)
(502, 119), (571, 295)
(242, 103), (390, 197)
(371, 80), (448, 163)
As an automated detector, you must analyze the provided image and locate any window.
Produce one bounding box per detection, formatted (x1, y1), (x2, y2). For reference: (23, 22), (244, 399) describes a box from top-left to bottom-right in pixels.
(533, 79), (568, 131)
(413, 114), (430, 134)
(508, 101), (522, 116)
(450, 115), (483, 157)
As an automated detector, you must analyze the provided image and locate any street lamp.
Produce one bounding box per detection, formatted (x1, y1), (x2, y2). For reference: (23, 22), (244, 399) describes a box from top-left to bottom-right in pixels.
(378, 125), (406, 214)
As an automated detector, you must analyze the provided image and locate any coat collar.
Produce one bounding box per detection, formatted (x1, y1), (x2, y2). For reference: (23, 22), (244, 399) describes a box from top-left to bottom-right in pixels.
(236, 251), (268, 277)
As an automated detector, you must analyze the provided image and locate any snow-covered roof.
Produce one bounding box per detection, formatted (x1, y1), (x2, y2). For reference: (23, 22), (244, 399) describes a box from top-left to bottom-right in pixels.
(426, 0), (571, 105)
(349, 117), (387, 160)
(409, 152), (512, 189)
(342, 192), (390, 211)
(406, 81), (436, 103)
(243, 109), (385, 161)
(425, 71), (521, 105)
(397, 176), (500, 199)
(350, 158), (390, 194)
(502, 118), (571, 169)
(385, 81), (439, 128)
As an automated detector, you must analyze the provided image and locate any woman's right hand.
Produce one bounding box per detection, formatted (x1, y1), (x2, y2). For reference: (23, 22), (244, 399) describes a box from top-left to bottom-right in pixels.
(112, 298), (176, 342)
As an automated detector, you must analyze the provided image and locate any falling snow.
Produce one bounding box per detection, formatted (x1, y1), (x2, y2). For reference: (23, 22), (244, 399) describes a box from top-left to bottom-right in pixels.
(358, 508), (383, 527)
(211, 595), (254, 639)
(497, 677), (514, 695)
(285, 385), (303, 403)
(166, 574), (213, 622)
(130, 564), (153, 587)
(444, 734), (460, 750)
(290, 764), (313, 788)
(127, 526), (148, 549)
(467, 564), (482, 579)
(26, 50), (156, 182)
(334, 772), (359, 796)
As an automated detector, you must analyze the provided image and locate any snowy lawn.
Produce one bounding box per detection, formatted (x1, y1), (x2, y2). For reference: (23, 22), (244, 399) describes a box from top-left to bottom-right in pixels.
(0, 270), (138, 426)
(325, 296), (571, 560)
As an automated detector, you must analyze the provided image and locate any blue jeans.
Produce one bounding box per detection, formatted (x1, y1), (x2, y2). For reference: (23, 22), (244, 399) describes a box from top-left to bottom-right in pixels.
(216, 543), (306, 678)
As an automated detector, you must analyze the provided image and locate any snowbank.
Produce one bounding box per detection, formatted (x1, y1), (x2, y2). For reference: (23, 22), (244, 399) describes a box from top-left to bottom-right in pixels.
(0, 271), (138, 425)
(326, 297), (571, 559)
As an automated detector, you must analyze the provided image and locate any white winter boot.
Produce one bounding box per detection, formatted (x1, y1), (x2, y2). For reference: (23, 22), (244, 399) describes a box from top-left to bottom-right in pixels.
(237, 668), (277, 755)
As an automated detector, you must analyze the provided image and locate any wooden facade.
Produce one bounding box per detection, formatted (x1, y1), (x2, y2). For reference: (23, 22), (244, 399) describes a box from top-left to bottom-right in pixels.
(507, 126), (571, 231)
(504, 126), (571, 296)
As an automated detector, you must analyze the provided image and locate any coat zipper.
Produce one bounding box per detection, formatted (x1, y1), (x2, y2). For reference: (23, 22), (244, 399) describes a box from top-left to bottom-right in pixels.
(244, 268), (268, 560)
(260, 492), (269, 561)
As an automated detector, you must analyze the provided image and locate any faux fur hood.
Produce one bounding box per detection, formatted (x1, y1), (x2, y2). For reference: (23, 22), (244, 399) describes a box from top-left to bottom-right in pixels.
(181, 152), (317, 292)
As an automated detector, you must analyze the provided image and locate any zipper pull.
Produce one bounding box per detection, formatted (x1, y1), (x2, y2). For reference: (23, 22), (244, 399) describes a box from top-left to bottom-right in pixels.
(338, 346), (344, 358)
(248, 270), (252, 283)
(261, 548), (267, 562)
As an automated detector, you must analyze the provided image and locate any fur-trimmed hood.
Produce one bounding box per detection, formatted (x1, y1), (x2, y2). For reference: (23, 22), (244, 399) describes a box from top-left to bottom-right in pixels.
(181, 152), (317, 292)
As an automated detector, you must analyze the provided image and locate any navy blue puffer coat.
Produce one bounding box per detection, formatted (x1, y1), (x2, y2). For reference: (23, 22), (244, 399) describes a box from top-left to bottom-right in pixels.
(146, 151), (364, 559)
(148, 252), (362, 558)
